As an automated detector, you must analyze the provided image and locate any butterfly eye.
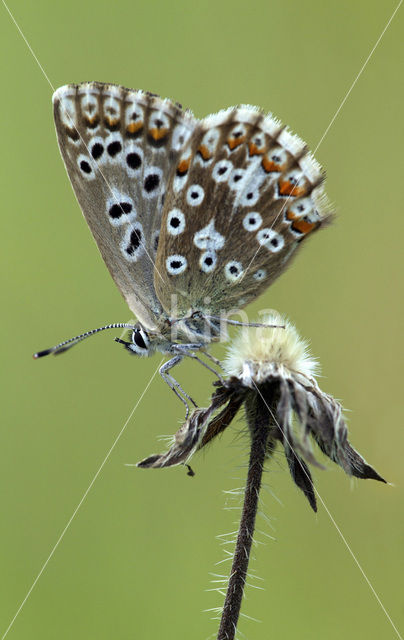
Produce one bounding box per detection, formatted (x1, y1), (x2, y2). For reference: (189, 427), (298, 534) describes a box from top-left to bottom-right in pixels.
(132, 328), (149, 351)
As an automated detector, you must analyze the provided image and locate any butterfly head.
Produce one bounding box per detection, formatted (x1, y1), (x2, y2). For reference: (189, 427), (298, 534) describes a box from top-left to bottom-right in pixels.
(129, 325), (152, 355)
(115, 324), (153, 356)
(116, 324), (175, 356)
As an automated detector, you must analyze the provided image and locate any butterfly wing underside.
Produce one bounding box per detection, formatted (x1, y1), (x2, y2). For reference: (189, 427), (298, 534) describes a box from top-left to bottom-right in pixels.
(155, 106), (333, 317)
(53, 82), (197, 328)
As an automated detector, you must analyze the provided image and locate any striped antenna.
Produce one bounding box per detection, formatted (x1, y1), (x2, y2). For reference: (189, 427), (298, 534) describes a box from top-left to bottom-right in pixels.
(33, 323), (137, 359)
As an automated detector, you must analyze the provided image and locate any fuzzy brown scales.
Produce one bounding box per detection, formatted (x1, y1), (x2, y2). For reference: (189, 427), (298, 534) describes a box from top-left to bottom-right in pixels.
(155, 109), (332, 317)
(53, 82), (197, 329)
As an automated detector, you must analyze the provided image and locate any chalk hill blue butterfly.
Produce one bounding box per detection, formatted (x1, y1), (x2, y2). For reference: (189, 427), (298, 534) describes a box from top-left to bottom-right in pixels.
(35, 82), (332, 410)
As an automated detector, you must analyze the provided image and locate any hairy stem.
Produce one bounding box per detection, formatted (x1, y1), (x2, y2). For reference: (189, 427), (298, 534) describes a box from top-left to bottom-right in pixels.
(217, 391), (272, 640)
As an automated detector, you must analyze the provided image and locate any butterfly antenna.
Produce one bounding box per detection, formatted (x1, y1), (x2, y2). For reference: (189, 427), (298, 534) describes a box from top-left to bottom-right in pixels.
(33, 323), (137, 359)
(204, 316), (285, 329)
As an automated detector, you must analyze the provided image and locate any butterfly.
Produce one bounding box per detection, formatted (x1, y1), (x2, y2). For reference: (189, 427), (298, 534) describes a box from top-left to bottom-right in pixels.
(35, 81), (332, 412)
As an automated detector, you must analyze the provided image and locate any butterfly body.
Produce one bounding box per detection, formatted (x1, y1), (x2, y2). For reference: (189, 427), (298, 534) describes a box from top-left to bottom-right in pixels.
(120, 319), (217, 355)
(48, 82), (332, 408)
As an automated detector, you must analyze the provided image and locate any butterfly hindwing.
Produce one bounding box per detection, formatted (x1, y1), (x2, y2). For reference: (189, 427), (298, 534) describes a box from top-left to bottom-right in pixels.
(53, 82), (197, 328)
(154, 105), (332, 317)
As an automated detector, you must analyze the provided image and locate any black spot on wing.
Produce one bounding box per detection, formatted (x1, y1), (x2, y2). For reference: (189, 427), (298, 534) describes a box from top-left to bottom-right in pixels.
(144, 173), (160, 192)
(107, 141), (122, 157)
(126, 152), (142, 169)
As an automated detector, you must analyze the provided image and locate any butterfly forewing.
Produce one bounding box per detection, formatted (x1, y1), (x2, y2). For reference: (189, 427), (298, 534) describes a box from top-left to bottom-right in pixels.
(53, 82), (197, 328)
(155, 106), (332, 317)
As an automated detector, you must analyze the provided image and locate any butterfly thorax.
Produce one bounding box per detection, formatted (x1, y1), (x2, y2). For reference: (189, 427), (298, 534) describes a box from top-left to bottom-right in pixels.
(166, 313), (221, 346)
(123, 313), (220, 358)
(159, 311), (221, 345)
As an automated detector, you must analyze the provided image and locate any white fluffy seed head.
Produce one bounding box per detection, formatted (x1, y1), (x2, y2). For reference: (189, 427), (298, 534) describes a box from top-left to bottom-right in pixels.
(223, 312), (319, 385)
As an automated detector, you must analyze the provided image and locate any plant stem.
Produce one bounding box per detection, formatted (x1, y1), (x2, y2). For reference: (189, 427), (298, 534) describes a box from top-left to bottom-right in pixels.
(217, 391), (272, 640)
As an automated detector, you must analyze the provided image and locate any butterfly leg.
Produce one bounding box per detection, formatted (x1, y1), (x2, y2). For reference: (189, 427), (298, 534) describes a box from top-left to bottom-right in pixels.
(202, 350), (223, 368)
(171, 344), (225, 384)
(189, 353), (225, 384)
(159, 356), (197, 418)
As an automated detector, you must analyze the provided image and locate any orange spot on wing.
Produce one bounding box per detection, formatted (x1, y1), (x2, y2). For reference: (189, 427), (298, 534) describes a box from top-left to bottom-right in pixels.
(149, 127), (169, 140)
(177, 157), (191, 175)
(291, 219), (317, 235)
(126, 121), (143, 134)
(262, 157), (286, 173)
(278, 179), (307, 197)
(85, 116), (99, 126)
(197, 144), (212, 160)
(286, 208), (299, 221)
(249, 143), (265, 156)
(105, 117), (120, 128)
(228, 135), (246, 150)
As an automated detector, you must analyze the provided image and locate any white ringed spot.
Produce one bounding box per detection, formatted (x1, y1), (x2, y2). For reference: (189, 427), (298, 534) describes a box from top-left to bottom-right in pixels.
(149, 111), (170, 131)
(224, 261), (244, 282)
(120, 222), (145, 262)
(285, 169), (303, 186)
(199, 251), (217, 273)
(276, 169), (306, 199)
(195, 128), (220, 165)
(105, 132), (123, 162)
(230, 122), (247, 134)
(227, 123), (247, 150)
(250, 133), (266, 150)
(77, 154), (95, 180)
(229, 168), (246, 190)
(125, 143), (143, 175)
(167, 209), (186, 236)
(88, 136), (106, 164)
(201, 127), (220, 149)
(171, 124), (191, 151)
(253, 268), (266, 281)
(80, 92), (98, 113)
(102, 94), (120, 125)
(106, 192), (136, 227)
(242, 212), (262, 232)
(124, 101), (145, 131)
(80, 92), (100, 130)
(286, 197), (313, 220)
(265, 146), (288, 170)
(186, 184), (205, 206)
(257, 228), (285, 252)
(166, 255), (188, 275)
(148, 111), (171, 150)
(143, 167), (163, 198)
(212, 159), (233, 182)
(240, 187), (260, 207)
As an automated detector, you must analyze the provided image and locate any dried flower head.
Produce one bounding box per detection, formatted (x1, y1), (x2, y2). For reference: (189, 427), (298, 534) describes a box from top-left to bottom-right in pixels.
(224, 312), (318, 383)
(138, 313), (385, 511)
(138, 312), (387, 640)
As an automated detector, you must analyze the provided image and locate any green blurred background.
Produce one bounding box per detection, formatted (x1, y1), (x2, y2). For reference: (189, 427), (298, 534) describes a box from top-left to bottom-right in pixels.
(1, 1), (403, 638)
